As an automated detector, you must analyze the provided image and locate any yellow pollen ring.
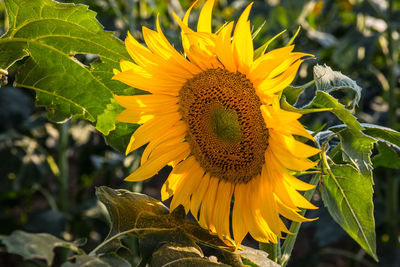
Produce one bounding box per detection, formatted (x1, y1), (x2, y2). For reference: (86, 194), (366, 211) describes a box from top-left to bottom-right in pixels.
(179, 68), (269, 184)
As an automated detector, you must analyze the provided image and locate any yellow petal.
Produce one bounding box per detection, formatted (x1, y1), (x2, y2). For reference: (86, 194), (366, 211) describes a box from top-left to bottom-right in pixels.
(161, 156), (196, 201)
(197, 0), (214, 33)
(232, 184), (248, 246)
(125, 113), (181, 155)
(125, 31), (154, 67)
(120, 59), (136, 71)
(213, 181), (234, 243)
(268, 142), (317, 171)
(232, 3), (254, 73)
(282, 180), (318, 210)
(141, 121), (186, 165)
(284, 171), (316, 191)
(124, 142), (190, 182)
(112, 69), (182, 95)
(199, 177), (218, 231)
(244, 180), (277, 243)
(269, 130), (320, 158)
(190, 173), (210, 218)
(257, 60), (303, 95)
(275, 196), (316, 222)
(215, 22), (236, 72)
(114, 94), (177, 110)
(258, 166), (283, 236)
(114, 109), (154, 124)
(170, 160), (204, 212)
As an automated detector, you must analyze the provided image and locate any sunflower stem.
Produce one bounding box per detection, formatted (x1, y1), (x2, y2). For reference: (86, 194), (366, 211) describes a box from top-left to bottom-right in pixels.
(58, 122), (70, 211)
(260, 239), (280, 262)
(279, 173), (319, 266)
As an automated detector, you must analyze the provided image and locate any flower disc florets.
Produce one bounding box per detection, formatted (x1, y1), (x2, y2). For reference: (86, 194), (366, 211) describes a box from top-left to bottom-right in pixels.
(179, 68), (268, 184)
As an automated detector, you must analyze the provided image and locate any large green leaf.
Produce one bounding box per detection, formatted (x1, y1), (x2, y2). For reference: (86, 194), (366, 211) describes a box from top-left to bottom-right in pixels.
(321, 163), (377, 261)
(0, 0), (135, 152)
(306, 91), (377, 260)
(95, 186), (278, 267)
(0, 230), (83, 265)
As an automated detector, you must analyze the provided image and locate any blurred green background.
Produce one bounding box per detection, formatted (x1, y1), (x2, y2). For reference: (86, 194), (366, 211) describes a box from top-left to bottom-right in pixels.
(0, 0), (399, 266)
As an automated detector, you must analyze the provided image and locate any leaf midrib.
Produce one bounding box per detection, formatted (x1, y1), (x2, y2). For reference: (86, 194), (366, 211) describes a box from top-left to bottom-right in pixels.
(20, 83), (95, 121)
(6, 19), (126, 62)
(328, 169), (374, 255)
(2, 38), (114, 96)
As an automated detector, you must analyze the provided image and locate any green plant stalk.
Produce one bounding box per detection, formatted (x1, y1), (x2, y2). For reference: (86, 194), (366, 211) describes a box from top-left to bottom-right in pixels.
(279, 173), (319, 266)
(58, 122), (70, 211)
(260, 239), (280, 262)
(386, 0), (399, 247)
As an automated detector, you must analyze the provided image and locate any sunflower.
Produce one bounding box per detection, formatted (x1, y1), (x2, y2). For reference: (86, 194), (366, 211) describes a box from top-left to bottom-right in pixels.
(112, 0), (320, 247)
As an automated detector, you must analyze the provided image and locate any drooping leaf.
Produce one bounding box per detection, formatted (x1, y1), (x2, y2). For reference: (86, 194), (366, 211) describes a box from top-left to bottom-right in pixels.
(0, 0), (135, 152)
(95, 187), (230, 264)
(95, 186), (278, 266)
(96, 186), (170, 237)
(0, 230), (83, 265)
(95, 186), (228, 247)
(313, 64), (361, 107)
(321, 163), (377, 261)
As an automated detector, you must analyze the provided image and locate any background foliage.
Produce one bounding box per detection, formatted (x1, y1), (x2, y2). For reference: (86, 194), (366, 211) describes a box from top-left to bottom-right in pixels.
(0, 0), (399, 266)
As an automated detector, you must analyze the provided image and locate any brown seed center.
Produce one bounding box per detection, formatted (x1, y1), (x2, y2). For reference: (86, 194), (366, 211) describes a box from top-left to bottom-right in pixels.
(179, 68), (269, 184)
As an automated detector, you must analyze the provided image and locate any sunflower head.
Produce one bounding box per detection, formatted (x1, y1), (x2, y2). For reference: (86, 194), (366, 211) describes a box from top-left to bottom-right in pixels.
(112, 0), (320, 247)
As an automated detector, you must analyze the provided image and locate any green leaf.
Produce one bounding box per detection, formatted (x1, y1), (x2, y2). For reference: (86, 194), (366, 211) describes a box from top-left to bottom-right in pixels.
(95, 186), (280, 266)
(305, 91), (362, 132)
(330, 128), (376, 178)
(147, 229), (228, 267)
(362, 123), (400, 148)
(99, 253), (131, 267)
(62, 255), (110, 267)
(308, 90), (377, 260)
(307, 91), (376, 175)
(95, 186), (228, 248)
(95, 187), (237, 266)
(0, 0), (134, 152)
(321, 163), (377, 261)
(313, 64), (361, 107)
(280, 95), (333, 114)
(280, 78), (317, 106)
(372, 142), (400, 169)
(0, 230), (83, 265)
(96, 186), (170, 237)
